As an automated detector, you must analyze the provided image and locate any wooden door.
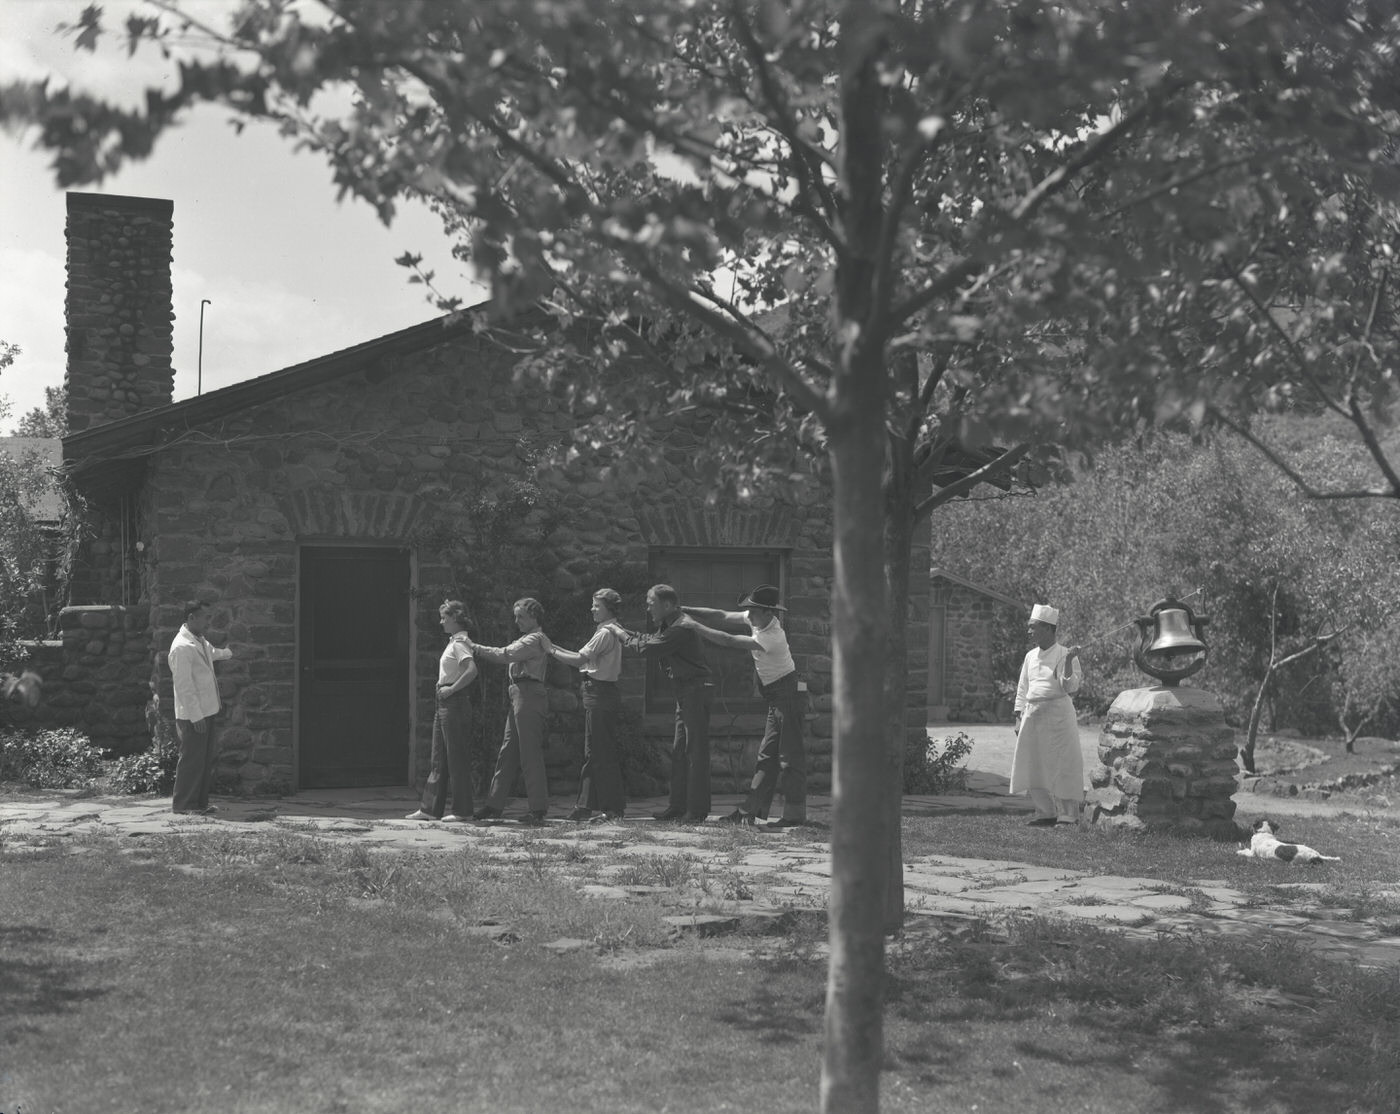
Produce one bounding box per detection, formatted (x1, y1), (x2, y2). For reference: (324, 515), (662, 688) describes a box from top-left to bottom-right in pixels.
(298, 546), (410, 788)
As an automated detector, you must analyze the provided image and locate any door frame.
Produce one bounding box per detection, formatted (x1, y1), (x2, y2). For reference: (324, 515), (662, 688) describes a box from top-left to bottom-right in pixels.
(293, 541), (419, 790)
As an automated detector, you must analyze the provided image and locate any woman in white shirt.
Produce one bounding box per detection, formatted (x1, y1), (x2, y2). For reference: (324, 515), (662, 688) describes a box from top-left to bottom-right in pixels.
(547, 588), (626, 822)
(407, 600), (478, 822)
(1010, 603), (1083, 826)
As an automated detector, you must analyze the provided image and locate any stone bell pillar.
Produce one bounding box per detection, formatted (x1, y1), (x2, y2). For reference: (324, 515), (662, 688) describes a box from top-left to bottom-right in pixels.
(1088, 686), (1238, 836)
(1087, 596), (1238, 838)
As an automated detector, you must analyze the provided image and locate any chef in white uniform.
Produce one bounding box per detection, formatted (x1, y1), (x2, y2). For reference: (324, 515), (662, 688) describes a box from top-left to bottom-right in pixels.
(1010, 604), (1083, 827)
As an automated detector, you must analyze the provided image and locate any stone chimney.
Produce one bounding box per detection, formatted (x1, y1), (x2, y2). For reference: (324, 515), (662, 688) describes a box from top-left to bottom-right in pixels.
(64, 193), (175, 434)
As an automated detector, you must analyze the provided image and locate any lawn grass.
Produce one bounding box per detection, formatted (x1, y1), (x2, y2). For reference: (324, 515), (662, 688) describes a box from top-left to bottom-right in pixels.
(903, 809), (1400, 904)
(4, 828), (1399, 1114)
(1251, 734), (1400, 789)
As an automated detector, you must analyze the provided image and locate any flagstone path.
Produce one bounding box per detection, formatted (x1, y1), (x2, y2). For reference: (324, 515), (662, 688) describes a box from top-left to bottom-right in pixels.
(4, 781), (1399, 970)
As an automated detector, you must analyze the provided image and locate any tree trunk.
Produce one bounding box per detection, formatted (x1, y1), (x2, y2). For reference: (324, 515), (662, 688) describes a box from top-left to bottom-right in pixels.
(1243, 637), (1335, 772)
(881, 453), (917, 935)
(822, 7), (896, 1109)
(820, 384), (895, 1114)
(1241, 670), (1272, 774)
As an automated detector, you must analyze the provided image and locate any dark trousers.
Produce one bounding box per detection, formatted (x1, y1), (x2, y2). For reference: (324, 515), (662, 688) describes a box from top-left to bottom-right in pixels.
(668, 682), (712, 819)
(486, 681), (550, 812)
(172, 717), (218, 812)
(420, 689), (474, 818)
(744, 671), (807, 820)
(577, 678), (626, 815)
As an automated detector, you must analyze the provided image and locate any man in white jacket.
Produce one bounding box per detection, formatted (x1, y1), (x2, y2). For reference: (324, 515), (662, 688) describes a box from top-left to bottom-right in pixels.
(1010, 604), (1083, 827)
(168, 600), (233, 814)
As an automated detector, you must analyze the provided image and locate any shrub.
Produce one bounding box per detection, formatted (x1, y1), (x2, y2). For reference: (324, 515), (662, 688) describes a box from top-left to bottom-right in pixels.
(0, 727), (105, 789)
(904, 730), (973, 795)
(108, 717), (179, 795)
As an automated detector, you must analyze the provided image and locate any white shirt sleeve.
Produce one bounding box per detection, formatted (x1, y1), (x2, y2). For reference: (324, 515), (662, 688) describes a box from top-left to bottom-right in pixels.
(169, 644), (200, 722)
(1058, 651), (1081, 695)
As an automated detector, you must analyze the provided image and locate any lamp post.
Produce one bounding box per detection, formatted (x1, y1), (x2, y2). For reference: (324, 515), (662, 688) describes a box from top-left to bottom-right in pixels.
(198, 298), (212, 396)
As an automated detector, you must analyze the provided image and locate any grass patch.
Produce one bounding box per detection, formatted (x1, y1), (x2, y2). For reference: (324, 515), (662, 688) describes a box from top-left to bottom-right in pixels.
(885, 915), (1400, 1113)
(903, 810), (1400, 902)
(4, 831), (1397, 1113)
(1252, 734), (1400, 791)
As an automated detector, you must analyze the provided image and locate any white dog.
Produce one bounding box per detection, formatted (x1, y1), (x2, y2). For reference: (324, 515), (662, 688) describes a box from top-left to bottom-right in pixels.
(1237, 818), (1340, 864)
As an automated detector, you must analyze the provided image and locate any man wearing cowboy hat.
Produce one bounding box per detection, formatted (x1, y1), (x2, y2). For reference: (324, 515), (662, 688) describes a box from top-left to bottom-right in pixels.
(1011, 603), (1084, 827)
(683, 584), (807, 828)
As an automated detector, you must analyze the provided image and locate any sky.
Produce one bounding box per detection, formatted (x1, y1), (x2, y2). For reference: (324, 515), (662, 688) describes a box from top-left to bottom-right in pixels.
(0, 0), (484, 432)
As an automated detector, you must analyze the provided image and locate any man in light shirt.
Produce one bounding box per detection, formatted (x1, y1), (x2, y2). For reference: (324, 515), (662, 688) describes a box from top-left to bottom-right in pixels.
(684, 584), (807, 828)
(167, 599), (234, 815)
(1010, 603), (1083, 827)
(546, 588), (626, 822)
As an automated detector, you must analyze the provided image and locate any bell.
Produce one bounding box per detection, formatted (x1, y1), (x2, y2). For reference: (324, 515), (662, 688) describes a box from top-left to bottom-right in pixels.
(1134, 596), (1210, 686)
(1144, 609), (1206, 654)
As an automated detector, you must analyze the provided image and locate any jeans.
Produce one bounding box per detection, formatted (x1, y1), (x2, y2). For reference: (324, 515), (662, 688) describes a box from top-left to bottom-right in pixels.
(668, 681), (712, 818)
(744, 671), (807, 820)
(172, 717), (218, 812)
(420, 689), (474, 818)
(577, 678), (625, 815)
(486, 681), (550, 812)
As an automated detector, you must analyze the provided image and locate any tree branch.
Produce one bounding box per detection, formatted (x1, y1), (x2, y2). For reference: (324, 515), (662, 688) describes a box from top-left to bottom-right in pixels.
(728, 2), (841, 245)
(1105, 149), (1288, 219)
(912, 442), (1030, 520)
(1340, 270), (1400, 497)
(1209, 408), (1400, 500)
(617, 256), (832, 420)
(1222, 262), (1351, 420)
(890, 90), (1176, 329)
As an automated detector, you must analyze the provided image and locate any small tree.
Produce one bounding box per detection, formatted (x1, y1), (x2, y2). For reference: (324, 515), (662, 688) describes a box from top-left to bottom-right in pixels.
(1332, 623), (1400, 751)
(13, 385), (68, 439)
(0, 343), (80, 653)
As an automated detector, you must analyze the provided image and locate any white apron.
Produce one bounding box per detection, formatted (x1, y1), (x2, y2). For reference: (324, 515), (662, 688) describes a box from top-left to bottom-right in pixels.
(1009, 643), (1083, 799)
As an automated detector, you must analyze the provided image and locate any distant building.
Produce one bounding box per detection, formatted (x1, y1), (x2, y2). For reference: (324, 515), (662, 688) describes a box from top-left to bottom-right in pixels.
(928, 568), (1024, 724)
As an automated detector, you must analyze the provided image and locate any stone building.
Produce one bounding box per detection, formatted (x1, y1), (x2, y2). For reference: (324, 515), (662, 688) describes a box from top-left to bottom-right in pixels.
(56, 191), (935, 798)
(927, 568), (1024, 724)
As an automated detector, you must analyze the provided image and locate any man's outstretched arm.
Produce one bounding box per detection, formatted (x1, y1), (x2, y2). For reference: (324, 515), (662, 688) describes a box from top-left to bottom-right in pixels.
(686, 618), (759, 651)
(681, 605), (747, 629)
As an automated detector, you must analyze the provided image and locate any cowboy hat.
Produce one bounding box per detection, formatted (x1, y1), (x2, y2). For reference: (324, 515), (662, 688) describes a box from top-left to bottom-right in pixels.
(738, 584), (787, 611)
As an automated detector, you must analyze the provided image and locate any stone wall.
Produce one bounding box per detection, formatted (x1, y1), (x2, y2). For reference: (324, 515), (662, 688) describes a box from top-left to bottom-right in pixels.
(1089, 685), (1238, 837)
(934, 578), (1019, 722)
(64, 194), (175, 434)
(19, 605), (153, 753)
(122, 332), (850, 796)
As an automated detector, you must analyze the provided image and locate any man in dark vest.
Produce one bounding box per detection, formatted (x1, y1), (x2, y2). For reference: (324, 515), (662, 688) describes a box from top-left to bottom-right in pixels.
(608, 584), (713, 822)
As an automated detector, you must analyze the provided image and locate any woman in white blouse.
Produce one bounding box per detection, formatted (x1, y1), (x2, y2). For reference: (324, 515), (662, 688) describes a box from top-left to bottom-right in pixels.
(407, 599), (478, 823)
(546, 588), (626, 822)
(1010, 603), (1083, 826)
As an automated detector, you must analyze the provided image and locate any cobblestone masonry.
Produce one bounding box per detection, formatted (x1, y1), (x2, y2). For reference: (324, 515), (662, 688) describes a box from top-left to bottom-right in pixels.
(64, 193), (175, 434)
(932, 575), (1020, 722)
(20, 606), (153, 754)
(1089, 685), (1239, 838)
